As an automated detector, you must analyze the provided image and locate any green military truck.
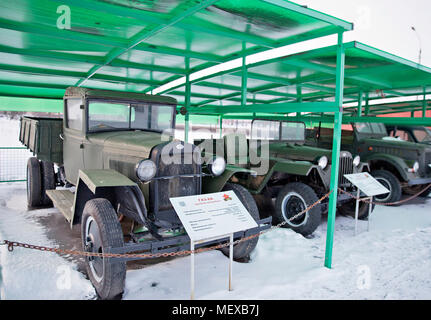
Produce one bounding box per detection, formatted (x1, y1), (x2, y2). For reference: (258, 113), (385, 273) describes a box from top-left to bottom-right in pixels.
(307, 122), (431, 203)
(19, 87), (270, 299)
(196, 119), (372, 237)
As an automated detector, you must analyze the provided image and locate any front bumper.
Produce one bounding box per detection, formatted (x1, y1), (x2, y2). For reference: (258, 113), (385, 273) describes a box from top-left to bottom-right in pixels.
(107, 217), (272, 262)
(407, 177), (431, 186)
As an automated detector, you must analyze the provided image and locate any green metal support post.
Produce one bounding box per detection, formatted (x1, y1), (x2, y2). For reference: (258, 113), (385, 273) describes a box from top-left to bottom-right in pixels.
(422, 86), (427, 118)
(364, 93), (369, 116)
(184, 57), (191, 143)
(325, 32), (346, 269)
(241, 42), (248, 107)
(357, 90), (363, 117)
(219, 115), (223, 138)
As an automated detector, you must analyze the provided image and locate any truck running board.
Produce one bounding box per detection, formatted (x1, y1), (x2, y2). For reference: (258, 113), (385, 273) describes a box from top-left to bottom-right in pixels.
(46, 189), (74, 223)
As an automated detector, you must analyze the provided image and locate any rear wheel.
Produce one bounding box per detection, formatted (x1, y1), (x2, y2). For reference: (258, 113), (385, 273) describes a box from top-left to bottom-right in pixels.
(274, 183), (322, 237)
(26, 157), (42, 207)
(40, 161), (56, 206)
(81, 198), (126, 300)
(371, 170), (402, 205)
(220, 183), (260, 262)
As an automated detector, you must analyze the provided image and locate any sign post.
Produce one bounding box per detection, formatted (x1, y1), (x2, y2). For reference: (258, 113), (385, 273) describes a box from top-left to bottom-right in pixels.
(170, 191), (258, 300)
(344, 173), (390, 235)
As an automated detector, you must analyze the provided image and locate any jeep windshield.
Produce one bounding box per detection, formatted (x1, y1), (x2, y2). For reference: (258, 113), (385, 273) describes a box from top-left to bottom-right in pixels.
(355, 122), (387, 140)
(88, 100), (175, 133)
(251, 120), (305, 142)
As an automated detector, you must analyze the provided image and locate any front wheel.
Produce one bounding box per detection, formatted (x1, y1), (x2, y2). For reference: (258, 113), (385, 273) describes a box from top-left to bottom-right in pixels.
(371, 170), (402, 205)
(220, 183), (260, 262)
(338, 198), (375, 220)
(274, 183), (322, 237)
(81, 198), (126, 300)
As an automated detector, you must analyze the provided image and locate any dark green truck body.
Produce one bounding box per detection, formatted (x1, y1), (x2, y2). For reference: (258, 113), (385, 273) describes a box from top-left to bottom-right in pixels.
(19, 117), (63, 164)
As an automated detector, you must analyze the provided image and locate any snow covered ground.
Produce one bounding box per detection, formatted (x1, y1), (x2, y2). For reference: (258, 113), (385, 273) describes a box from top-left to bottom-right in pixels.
(0, 181), (430, 300)
(0, 115), (430, 300)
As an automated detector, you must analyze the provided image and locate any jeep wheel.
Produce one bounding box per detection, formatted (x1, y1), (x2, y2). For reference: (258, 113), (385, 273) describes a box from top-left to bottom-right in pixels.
(403, 184), (431, 198)
(338, 198), (375, 220)
(40, 161), (56, 206)
(81, 199), (126, 300)
(220, 183), (260, 262)
(371, 170), (402, 204)
(26, 157), (42, 207)
(274, 183), (322, 237)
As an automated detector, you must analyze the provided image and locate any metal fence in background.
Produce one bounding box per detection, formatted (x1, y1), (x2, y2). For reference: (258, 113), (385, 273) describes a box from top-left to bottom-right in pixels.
(0, 147), (32, 182)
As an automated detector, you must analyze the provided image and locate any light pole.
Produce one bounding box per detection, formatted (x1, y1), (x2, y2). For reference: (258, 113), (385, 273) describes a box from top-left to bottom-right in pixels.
(411, 26), (422, 65)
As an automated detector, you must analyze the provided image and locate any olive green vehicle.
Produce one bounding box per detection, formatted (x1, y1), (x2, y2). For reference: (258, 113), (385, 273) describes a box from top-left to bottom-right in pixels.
(196, 119), (372, 238)
(19, 87), (270, 300)
(307, 122), (431, 203)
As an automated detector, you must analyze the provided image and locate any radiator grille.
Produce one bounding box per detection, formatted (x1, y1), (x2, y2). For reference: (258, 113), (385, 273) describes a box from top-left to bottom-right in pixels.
(338, 155), (353, 186)
(150, 141), (201, 214)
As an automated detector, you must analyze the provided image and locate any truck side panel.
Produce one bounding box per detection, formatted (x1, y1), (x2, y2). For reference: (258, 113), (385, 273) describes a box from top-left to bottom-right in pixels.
(19, 116), (64, 164)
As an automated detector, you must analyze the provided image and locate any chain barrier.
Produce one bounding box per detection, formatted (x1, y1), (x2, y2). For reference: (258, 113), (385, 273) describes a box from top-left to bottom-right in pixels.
(1, 191), (333, 260)
(338, 183), (431, 206)
(3, 183), (429, 259)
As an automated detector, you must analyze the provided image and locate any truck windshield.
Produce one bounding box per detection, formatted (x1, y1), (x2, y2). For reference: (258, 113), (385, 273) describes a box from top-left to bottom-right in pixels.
(251, 120), (305, 142)
(88, 100), (175, 133)
(355, 122), (387, 139)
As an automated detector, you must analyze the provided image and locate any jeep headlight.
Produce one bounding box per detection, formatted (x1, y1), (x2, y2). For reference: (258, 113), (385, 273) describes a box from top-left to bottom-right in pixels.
(413, 161), (420, 173)
(209, 157), (226, 176)
(136, 159), (157, 181)
(318, 156), (328, 170)
(353, 155), (361, 167)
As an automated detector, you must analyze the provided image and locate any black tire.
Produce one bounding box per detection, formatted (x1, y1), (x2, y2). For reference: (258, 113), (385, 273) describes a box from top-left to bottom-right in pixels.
(371, 170), (402, 205)
(403, 184), (431, 198)
(81, 199), (126, 300)
(220, 183), (260, 262)
(26, 157), (42, 207)
(274, 183), (322, 237)
(338, 198), (375, 220)
(40, 161), (55, 206)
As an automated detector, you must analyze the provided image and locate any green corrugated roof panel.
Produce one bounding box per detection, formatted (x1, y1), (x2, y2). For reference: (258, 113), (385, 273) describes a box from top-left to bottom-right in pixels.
(179, 41), (431, 114)
(0, 0), (352, 101)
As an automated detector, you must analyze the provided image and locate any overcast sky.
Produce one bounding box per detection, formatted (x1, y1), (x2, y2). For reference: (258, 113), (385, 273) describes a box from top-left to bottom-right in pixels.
(295, 0), (431, 67)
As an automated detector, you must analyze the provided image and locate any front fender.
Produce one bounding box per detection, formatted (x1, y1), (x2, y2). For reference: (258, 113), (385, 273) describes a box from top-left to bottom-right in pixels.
(71, 169), (141, 227)
(202, 165), (252, 193)
(363, 153), (408, 181)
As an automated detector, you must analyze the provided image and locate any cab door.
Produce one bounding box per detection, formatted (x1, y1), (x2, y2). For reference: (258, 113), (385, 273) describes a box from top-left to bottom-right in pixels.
(63, 98), (85, 185)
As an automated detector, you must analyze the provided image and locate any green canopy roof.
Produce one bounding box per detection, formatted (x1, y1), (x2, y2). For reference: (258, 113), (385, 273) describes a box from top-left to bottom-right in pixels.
(173, 41), (431, 114)
(0, 0), (352, 100)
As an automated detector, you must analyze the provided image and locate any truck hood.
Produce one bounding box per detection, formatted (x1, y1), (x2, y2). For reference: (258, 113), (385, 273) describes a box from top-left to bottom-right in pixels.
(360, 137), (431, 153)
(88, 130), (170, 158)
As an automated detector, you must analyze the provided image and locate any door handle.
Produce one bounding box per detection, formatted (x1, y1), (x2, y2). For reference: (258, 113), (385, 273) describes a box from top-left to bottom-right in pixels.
(59, 133), (64, 141)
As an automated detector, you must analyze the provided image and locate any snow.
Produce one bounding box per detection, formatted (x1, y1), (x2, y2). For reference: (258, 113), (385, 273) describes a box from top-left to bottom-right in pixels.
(0, 115), (431, 300)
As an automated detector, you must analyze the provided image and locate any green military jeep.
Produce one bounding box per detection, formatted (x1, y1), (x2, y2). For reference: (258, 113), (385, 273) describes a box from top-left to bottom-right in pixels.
(308, 122), (431, 203)
(196, 119), (372, 237)
(19, 87), (270, 299)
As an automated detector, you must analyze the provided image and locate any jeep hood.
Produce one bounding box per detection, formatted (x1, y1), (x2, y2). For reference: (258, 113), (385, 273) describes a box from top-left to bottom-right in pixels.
(268, 142), (332, 163)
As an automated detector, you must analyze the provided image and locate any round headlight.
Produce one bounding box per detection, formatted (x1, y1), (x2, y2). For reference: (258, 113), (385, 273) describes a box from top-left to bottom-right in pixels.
(353, 155), (361, 167)
(136, 159), (157, 181)
(318, 156), (328, 170)
(210, 157), (226, 176)
(413, 161), (420, 173)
